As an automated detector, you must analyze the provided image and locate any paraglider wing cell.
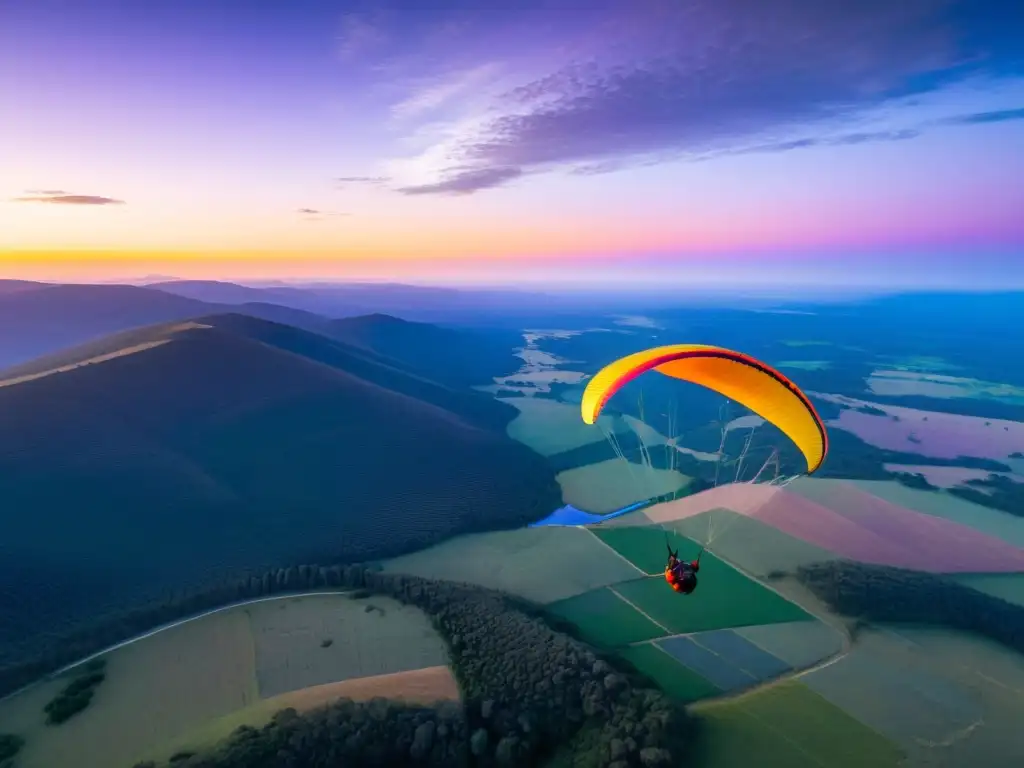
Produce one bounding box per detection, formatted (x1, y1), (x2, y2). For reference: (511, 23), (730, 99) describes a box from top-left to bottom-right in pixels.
(580, 344), (828, 474)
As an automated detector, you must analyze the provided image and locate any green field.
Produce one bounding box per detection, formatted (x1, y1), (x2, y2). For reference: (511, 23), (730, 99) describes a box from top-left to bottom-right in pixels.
(614, 575), (809, 635)
(502, 397), (613, 456)
(619, 644), (721, 703)
(546, 586), (666, 647)
(556, 459), (691, 513)
(692, 681), (904, 768)
(593, 527), (811, 632)
(802, 626), (1024, 765)
(592, 527), (705, 574)
(249, 595), (448, 697)
(663, 510), (838, 579)
(383, 527), (641, 604)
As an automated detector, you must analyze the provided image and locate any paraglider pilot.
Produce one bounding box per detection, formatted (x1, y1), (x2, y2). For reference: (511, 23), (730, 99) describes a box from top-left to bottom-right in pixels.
(665, 543), (700, 594)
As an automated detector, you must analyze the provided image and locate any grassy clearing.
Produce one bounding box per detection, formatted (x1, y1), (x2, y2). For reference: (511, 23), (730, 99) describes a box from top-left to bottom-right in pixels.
(546, 586), (666, 647)
(383, 526), (641, 604)
(248, 594), (447, 698)
(556, 459), (691, 513)
(142, 666), (460, 764)
(619, 644), (721, 704)
(0, 607), (257, 768)
(692, 681), (904, 768)
(501, 397), (613, 456)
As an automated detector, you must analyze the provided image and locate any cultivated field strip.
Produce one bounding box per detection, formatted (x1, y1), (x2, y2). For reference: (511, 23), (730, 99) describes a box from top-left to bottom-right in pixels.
(248, 594), (448, 698)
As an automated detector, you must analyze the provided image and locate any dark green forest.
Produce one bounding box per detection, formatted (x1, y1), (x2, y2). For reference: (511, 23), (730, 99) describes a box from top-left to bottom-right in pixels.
(797, 561), (1024, 654)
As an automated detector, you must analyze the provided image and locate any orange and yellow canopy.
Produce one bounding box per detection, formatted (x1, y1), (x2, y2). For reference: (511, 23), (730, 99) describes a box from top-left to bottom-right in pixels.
(580, 344), (828, 474)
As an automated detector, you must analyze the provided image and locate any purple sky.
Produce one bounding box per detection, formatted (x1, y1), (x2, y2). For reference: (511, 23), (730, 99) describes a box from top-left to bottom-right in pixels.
(2, 0), (1023, 287)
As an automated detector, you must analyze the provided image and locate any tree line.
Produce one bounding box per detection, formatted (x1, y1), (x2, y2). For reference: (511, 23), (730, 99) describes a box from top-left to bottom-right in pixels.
(4, 564), (690, 768)
(796, 561), (1024, 654)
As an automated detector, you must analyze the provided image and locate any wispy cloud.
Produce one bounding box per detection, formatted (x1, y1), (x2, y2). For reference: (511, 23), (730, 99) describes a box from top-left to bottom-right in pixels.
(396, 166), (522, 196)
(297, 207), (350, 220)
(379, 0), (1024, 195)
(933, 106), (1024, 126)
(25, 189), (68, 195)
(12, 192), (124, 205)
(335, 176), (390, 188)
(390, 63), (501, 122)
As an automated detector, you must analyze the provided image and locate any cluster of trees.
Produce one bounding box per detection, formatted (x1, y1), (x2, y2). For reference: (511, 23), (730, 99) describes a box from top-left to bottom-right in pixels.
(796, 561), (1024, 655)
(44, 659), (107, 725)
(132, 700), (469, 768)
(6, 564), (689, 768)
(948, 474), (1024, 518)
(0, 733), (24, 767)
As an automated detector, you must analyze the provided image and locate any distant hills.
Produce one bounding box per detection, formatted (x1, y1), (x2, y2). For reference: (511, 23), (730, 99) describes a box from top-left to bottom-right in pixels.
(0, 281), (526, 380)
(0, 314), (561, 667)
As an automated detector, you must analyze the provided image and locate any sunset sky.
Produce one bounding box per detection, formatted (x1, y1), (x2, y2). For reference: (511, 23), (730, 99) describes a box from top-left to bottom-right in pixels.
(2, 0), (1023, 288)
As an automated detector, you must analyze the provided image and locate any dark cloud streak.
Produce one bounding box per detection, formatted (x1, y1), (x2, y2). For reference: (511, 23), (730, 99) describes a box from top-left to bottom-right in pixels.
(408, 0), (1024, 194)
(396, 166), (522, 195)
(934, 106), (1024, 125)
(12, 193), (124, 205)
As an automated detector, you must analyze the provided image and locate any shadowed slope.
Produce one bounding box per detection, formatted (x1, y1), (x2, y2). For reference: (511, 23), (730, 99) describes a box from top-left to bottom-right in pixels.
(330, 313), (525, 388)
(0, 284), (345, 369)
(0, 316), (560, 669)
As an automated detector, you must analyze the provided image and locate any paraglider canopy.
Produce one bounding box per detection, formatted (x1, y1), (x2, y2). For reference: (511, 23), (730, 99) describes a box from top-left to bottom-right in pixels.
(580, 344), (828, 474)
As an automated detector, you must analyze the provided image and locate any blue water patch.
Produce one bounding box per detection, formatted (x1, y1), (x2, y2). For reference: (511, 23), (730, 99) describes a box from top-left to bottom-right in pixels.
(658, 635), (758, 692)
(690, 629), (792, 681)
(529, 501), (648, 527)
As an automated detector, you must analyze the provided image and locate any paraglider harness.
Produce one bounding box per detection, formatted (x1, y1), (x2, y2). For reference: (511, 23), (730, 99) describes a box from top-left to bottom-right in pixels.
(664, 537), (702, 595)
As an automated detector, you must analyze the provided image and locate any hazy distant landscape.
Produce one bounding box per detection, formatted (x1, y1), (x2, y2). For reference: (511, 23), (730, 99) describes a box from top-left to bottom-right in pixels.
(1, 278), (1024, 767)
(7, 0), (1024, 762)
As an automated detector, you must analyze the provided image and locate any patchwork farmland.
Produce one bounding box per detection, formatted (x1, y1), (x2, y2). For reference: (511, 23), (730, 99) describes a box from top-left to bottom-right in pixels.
(0, 593), (457, 768)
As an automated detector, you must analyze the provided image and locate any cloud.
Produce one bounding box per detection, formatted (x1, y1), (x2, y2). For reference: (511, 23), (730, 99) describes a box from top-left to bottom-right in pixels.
(297, 207), (350, 220)
(396, 166), (522, 195)
(933, 106), (1024, 126)
(12, 193), (124, 205)
(390, 63), (502, 122)
(26, 189), (68, 195)
(722, 129), (922, 158)
(335, 176), (390, 189)
(392, 0), (1024, 193)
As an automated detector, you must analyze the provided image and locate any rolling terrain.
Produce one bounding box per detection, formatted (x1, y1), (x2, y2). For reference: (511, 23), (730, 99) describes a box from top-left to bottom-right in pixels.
(0, 314), (561, 673)
(0, 282), (528, 383)
(384, 474), (1024, 766)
